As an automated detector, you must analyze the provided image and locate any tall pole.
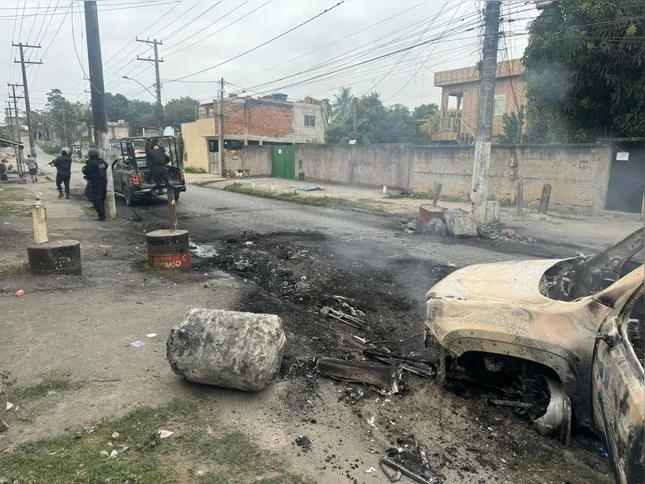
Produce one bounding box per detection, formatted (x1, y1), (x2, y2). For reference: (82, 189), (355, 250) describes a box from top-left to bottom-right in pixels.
(8, 84), (23, 142)
(470, 0), (501, 225)
(218, 77), (224, 176)
(12, 43), (41, 159)
(84, 0), (116, 220)
(136, 38), (164, 132)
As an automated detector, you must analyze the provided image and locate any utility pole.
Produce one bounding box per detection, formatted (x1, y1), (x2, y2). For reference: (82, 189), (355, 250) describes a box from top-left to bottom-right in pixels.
(84, 0), (116, 220)
(136, 38), (164, 132)
(8, 84), (23, 142)
(470, 0), (501, 224)
(12, 43), (41, 159)
(8, 83), (25, 178)
(218, 77), (224, 176)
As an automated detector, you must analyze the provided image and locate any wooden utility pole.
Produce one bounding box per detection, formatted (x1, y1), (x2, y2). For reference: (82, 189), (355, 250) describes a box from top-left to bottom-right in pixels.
(470, 0), (501, 224)
(12, 43), (41, 159)
(218, 77), (224, 176)
(84, 0), (116, 220)
(136, 38), (164, 132)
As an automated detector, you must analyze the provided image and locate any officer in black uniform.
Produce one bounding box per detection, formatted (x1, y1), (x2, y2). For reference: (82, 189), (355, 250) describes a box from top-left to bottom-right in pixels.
(151, 144), (171, 188)
(82, 148), (108, 221)
(50, 149), (73, 199)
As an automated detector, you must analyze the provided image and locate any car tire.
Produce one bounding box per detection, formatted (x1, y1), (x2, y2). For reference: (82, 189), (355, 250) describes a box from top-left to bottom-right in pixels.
(173, 191), (180, 202)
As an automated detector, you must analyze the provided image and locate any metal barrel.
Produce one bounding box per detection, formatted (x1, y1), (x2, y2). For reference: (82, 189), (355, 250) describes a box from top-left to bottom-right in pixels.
(27, 239), (82, 275)
(146, 229), (191, 270)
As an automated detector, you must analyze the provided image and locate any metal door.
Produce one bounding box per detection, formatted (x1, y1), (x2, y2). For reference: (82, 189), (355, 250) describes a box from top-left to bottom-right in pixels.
(271, 146), (295, 179)
(208, 139), (220, 175)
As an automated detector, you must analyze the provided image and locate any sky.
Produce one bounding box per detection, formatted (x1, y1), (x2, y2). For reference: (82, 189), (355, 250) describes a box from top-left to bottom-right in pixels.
(0, 0), (536, 113)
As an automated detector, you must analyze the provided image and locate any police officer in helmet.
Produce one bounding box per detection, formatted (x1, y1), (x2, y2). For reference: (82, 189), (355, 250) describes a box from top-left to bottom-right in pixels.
(50, 148), (73, 199)
(82, 148), (108, 221)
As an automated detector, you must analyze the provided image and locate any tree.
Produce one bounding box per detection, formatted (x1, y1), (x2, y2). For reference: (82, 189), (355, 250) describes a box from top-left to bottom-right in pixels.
(330, 87), (354, 122)
(325, 88), (435, 145)
(105, 93), (130, 122)
(164, 96), (199, 129)
(42, 89), (87, 148)
(523, 0), (644, 141)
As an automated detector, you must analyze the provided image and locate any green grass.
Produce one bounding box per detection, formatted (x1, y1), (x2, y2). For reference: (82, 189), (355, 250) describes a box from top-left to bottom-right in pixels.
(183, 166), (207, 174)
(0, 399), (308, 484)
(10, 375), (74, 403)
(387, 191), (433, 200)
(0, 187), (33, 216)
(223, 183), (385, 213)
(36, 141), (62, 156)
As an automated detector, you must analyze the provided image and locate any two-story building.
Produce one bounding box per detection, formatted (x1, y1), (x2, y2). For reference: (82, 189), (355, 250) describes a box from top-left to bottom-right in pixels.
(181, 93), (328, 174)
(431, 58), (527, 144)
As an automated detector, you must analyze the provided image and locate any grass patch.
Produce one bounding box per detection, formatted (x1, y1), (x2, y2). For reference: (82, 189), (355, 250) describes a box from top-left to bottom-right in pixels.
(0, 187), (33, 216)
(183, 166), (207, 174)
(10, 375), (74, 403)
(387, 191), (433, 200)
(223, 183), (385, 213)
(0, 399), (308, 483)
(36, 141), (61, 156)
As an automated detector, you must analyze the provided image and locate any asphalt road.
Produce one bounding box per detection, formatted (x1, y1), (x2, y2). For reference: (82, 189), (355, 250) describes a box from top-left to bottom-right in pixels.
(119, 183), (579, 269)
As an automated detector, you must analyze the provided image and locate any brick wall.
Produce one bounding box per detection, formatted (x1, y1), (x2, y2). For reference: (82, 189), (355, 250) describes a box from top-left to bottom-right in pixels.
(412, 144), (612, 212)
(214, 99), (294, 139)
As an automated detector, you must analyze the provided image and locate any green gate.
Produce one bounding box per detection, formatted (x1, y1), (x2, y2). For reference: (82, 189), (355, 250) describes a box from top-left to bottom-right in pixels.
(271, 146), (296, 179)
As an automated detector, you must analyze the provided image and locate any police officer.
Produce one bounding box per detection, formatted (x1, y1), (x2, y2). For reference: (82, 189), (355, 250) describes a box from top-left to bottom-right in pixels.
(82, 148), (108, 221)
(151, 144), (171, 188)
(50, 149), (73, 199)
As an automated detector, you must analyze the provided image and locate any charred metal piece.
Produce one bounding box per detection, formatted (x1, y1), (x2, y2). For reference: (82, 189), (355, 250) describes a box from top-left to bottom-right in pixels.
(316, 358), (401, 393)
(534, 377), (572, 446)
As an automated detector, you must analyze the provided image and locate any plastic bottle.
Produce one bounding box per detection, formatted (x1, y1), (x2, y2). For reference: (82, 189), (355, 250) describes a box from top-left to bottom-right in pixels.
(35, 192), (42, 208)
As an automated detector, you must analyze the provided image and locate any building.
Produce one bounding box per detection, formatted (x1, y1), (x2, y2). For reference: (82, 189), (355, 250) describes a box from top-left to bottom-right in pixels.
(181, 94), (328, 174)
(107, 120), (130, 141)
(430, 58), (527, 144)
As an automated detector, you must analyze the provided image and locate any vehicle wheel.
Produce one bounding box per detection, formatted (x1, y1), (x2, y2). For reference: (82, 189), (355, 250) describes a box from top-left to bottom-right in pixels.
(173, 191), (180, 202)
(123, 184), (135, 206)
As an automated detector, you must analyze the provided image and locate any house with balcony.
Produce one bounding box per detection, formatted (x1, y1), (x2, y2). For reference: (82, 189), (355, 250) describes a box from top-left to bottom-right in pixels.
(430, 58), (527, 145)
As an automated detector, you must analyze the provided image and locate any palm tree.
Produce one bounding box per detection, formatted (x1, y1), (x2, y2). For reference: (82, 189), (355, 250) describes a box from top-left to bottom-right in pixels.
(331, 87), (354, 122)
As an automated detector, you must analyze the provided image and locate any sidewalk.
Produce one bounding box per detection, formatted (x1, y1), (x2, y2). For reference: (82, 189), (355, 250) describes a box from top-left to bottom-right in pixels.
(206, 177), (644, 251)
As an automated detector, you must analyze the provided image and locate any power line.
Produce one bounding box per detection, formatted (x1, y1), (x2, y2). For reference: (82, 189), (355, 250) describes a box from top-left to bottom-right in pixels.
(160, 1), (221, 42)
(166, 1), (345, 83)
(0, 0), (179, 20)
(232, 1), (428, 85)
(24, 0), (40, 45)
(163, 1), (251, 57)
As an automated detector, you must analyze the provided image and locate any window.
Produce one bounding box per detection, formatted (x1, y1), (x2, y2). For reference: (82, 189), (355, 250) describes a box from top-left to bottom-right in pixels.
(304, 115), (316, 127)
(493, 94), (506, 116)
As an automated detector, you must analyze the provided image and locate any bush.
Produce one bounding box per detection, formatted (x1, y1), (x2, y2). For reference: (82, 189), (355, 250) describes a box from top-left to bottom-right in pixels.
(183, 166), (206, 174)
(37, 141), (62, 156)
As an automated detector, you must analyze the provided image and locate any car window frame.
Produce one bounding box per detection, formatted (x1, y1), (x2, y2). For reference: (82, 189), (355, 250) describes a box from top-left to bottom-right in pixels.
(618, 283), (645, 378)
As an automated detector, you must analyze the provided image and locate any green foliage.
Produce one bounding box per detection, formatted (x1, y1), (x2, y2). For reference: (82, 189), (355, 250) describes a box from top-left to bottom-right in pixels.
(524, 0), (644, 141)
(498, 111), (524, 145)
(164, 96), (199, 129)
(325, 88), (436, 145)
(37, 140), (62, 156)
(183, 166), (206, 174)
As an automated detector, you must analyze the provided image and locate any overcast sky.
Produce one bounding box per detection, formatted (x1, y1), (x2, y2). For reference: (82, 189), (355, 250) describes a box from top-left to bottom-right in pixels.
(1, 0), (534, 112)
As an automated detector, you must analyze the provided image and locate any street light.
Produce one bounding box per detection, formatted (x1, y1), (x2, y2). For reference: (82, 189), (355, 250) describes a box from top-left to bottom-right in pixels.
(121, 76), (156, 100)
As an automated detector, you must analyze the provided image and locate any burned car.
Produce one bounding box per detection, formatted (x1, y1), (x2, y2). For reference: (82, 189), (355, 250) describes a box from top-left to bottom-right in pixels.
(425, 228), (644, 484)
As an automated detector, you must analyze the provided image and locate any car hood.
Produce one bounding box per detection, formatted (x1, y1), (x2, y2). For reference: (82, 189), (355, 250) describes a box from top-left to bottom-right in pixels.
(426, 259), (570, 305)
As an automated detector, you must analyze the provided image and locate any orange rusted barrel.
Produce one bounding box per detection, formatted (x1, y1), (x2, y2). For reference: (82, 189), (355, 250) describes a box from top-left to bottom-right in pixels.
(416, 204), (444, 231)
(146, 229), (191, 270)
(27, 239), (82, 275)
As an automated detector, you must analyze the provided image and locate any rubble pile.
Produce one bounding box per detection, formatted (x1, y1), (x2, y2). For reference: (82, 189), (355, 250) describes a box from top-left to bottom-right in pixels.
(480, 227), (536, 244)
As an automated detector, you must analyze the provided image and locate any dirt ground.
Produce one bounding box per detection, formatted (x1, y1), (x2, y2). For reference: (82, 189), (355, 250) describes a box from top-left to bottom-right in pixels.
(0, 171), (623, 483)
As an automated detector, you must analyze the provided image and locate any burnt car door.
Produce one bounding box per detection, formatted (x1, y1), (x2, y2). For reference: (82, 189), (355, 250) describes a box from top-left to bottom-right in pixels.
(592, 280), (644, 484)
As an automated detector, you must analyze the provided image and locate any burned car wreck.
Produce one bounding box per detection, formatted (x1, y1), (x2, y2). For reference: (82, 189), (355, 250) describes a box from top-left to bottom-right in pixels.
(425, 228), (644, 484)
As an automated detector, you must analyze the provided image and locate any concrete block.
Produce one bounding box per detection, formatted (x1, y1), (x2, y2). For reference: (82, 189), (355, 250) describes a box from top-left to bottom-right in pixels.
(444, 209), (478, 237)
(486, 201), (501, 225)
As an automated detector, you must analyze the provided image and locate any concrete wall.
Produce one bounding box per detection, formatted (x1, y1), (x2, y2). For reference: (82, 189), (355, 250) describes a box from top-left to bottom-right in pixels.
(296, 144), (410, 189)
(181, 118), (214, 172)
(412, 144), (613, 212)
